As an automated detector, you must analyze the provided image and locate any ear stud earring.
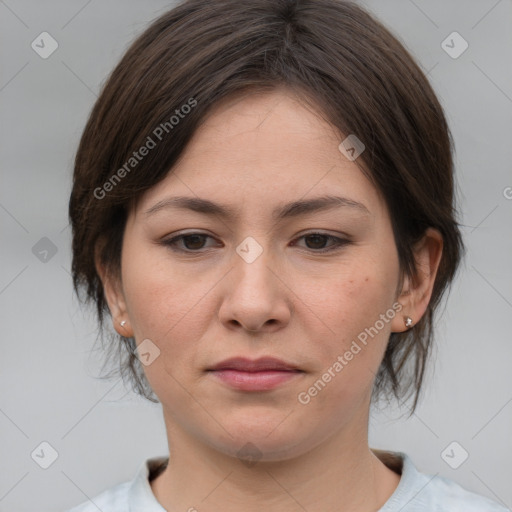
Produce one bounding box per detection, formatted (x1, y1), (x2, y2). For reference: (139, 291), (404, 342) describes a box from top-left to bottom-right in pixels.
(404, 316), (413, 328)
(120, 320), (127, 327)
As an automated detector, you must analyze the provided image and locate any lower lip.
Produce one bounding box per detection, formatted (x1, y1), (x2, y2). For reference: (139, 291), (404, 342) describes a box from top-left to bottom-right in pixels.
(208, 369), (303, 391)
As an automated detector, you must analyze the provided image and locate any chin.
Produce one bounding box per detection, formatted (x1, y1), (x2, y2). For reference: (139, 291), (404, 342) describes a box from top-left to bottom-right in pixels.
(203, 421), (313, 463)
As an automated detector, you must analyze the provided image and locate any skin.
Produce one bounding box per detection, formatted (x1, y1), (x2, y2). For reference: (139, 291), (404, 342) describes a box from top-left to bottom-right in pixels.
(97, 88), (443, 512)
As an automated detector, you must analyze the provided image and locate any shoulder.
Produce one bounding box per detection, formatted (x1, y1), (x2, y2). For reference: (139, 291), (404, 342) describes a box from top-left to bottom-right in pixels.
(422, 472), (510, 512)
(375, 450), (510, 512)
(63, 481), (131, 512)
(62, 456), (168, 512)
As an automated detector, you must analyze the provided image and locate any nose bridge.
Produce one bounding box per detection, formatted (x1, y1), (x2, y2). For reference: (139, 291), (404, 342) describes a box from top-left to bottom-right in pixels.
(233, 235), (276, 293)
(218, 235), (290, 331)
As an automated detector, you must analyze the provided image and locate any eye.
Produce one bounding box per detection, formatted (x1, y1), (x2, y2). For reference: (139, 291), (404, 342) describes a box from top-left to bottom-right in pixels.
(162, 232), (218, 252)
(292, 232), (351, 253)
(162, 231), (350, 254)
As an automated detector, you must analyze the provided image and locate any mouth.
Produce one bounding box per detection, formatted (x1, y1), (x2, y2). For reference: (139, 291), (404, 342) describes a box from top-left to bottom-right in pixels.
(206, 357), (305, 391)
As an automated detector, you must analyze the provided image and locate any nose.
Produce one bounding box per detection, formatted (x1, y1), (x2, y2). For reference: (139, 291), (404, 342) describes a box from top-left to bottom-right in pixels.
(217, 244), (292, 333)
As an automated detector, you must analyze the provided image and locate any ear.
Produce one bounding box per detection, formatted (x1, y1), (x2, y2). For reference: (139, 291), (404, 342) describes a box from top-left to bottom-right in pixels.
(95, 239), (134, 338)
(391, 228), (443, 333)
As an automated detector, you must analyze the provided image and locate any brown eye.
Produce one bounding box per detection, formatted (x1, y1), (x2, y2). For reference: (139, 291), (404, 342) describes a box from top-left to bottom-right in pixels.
(163, 233), (218, 252)
(293, 233), (351, 253)
(304, 234), (330, 249)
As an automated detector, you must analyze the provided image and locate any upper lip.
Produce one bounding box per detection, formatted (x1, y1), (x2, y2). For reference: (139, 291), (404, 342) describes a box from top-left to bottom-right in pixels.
(208, 357), (302, 372)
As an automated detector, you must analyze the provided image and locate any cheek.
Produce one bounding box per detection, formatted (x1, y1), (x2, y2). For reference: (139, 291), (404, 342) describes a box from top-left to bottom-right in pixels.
(121, 246), (192, 340)
(120, 248), (210, 396)
(301, 262), (396, 339)
(297, 266), (398, 403)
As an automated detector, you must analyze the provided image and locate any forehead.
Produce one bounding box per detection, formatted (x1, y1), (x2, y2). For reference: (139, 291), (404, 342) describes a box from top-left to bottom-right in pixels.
(189, 89), (341, 160)
(133, 89), (387, 222)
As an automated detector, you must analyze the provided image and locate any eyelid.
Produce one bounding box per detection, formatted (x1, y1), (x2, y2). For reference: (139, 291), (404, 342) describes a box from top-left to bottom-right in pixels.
(162, 231), (220, 251)
(161, 230), (352, 254)
(291, 232), (352, 253)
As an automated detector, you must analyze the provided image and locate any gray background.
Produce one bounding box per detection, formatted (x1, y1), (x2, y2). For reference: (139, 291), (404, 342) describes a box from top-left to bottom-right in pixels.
(1, 1), (511, 511)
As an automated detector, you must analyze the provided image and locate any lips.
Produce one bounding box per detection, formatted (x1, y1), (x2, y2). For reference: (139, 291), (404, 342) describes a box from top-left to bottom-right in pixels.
(208, 356), (301, 372)
(207, 357), (304, 391)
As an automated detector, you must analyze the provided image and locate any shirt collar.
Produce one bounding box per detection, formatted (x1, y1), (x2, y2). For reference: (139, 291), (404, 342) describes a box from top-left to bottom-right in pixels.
(373, 450), (432, 511)
(127, 450), (426, 511)
(128, 455), (169, 511)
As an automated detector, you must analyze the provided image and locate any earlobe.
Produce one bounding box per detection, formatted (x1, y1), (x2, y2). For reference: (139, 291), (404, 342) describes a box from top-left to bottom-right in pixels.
(117, 318), (133, 337)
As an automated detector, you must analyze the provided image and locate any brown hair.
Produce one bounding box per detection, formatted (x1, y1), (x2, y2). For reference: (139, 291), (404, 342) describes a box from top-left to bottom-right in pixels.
(69, 0), (465, 413)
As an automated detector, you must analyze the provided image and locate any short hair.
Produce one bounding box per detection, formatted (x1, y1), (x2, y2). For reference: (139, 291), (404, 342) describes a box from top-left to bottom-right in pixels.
(69, 0), (465, 414)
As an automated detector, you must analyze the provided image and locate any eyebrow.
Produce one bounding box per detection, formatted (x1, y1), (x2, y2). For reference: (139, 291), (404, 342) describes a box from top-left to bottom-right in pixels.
(143, 194), (371, 221)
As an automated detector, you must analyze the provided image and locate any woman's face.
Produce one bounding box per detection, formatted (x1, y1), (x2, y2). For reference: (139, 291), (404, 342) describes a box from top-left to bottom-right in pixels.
(116, 89), (407, 461)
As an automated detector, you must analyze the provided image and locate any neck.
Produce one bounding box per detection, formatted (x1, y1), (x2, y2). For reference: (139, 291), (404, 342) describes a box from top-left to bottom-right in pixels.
(150, 411), (401, 512)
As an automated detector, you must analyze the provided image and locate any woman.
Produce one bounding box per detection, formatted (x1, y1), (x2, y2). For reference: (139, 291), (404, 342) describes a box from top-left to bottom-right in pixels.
(66, 0), (508, 510)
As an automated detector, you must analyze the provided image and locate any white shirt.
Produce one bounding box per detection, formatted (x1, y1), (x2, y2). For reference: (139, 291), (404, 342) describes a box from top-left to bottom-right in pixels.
(65, 450), (510, 511)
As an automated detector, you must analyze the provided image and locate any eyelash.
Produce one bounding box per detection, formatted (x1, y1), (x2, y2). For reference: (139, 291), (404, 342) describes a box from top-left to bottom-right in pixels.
(162, 232), (351, 254)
